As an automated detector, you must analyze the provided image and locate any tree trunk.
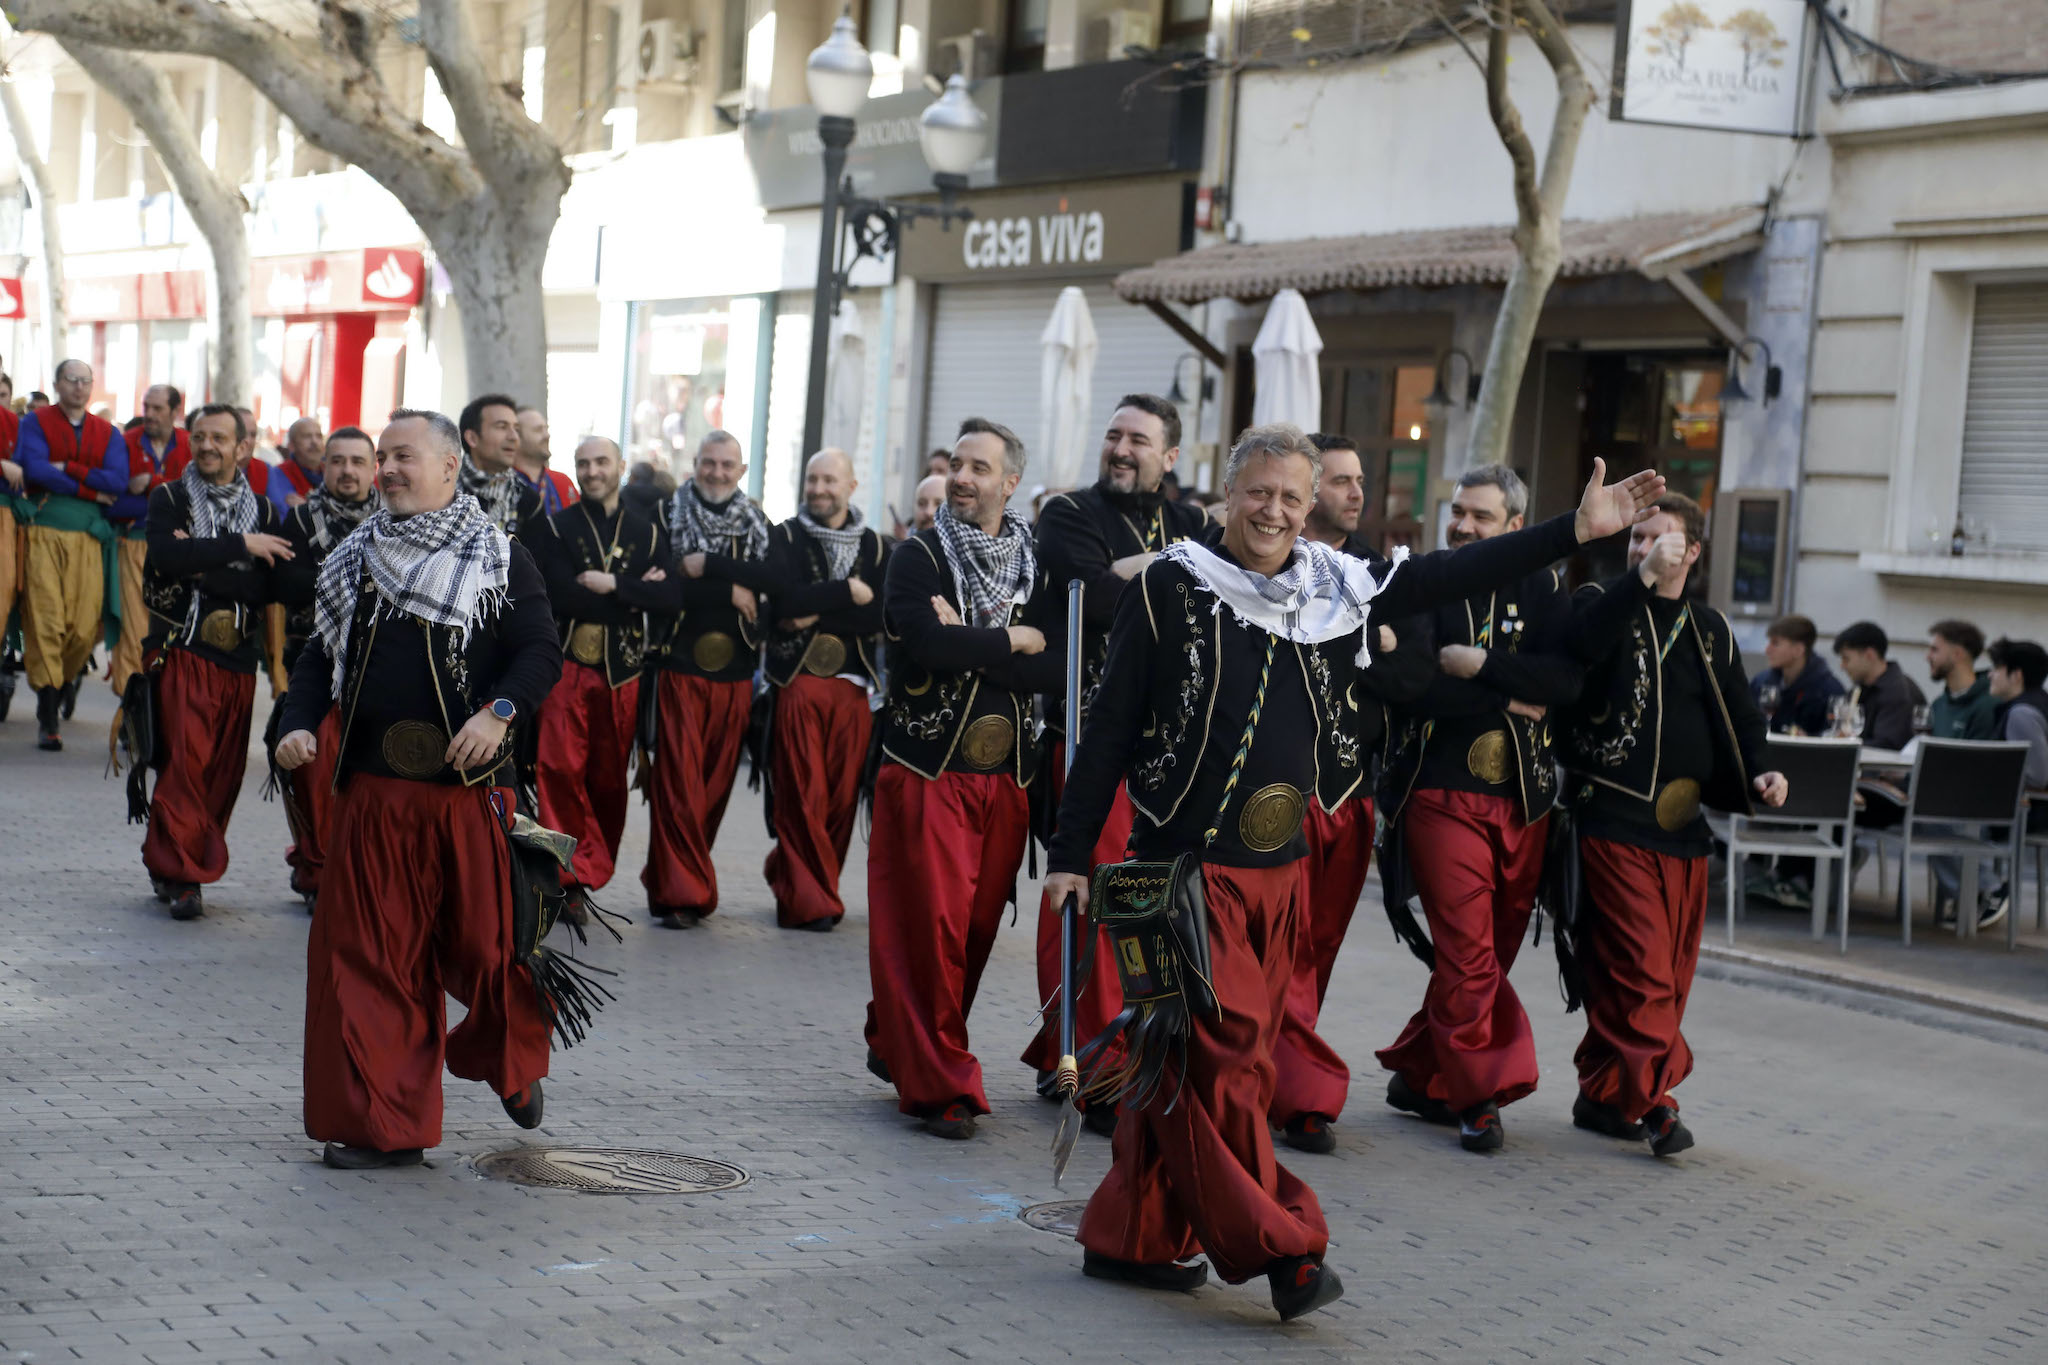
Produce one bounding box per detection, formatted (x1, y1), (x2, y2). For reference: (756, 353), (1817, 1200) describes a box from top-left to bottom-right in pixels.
(421, 205), (552, 410)
(0, 72), (66, 367)
(61, 41), (253, 407)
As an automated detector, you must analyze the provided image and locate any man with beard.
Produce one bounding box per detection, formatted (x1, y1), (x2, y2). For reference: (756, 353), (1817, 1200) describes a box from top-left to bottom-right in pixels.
(533, 437), (664, 902)
(1374, 464), (1582, 1154)
(107, 384), (190, 697)
(270, 427), (379, 909)
(457, 393), (545, 541)
(270, 417), (326, 511)
(1043, 426), (1663, 1318)
(757, 448), (888, 930)
(1563, 495), (1786, 1157)
(140, 406), (293, 919)
(514, 406), (577, 515)
(638, 429), (774, 927)
(1266, 433), (1432, 1156)
(16, 359), (132, 749)
(1020, 394), (1206, 1123)
(276, 409), (560, 1170)
(866, 418), (1058, 1140)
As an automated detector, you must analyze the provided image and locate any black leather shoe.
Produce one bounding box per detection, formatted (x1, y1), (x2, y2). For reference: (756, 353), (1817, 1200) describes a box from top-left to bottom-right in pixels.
(502, 1081), (544, 1129)
(322, 1143), (424, 1170)
(1386, 1074), (1455, 1126)
(1268, 1255), (1344, 1321)
(1572, 1095), (1647, 1141)
(150, 877), (172, 904)
(783, 914), (836, 932)
(1459, 1100), (1504, 1153)
(1082, 1102), (1119, 1138)
(1280, 1112), (1337, 1155)
(59, 677), (79, 720)
(865, 1048), (892, 1084)
(922, 1101), (977, 1140)
(1082, 1251), (1208, 1292)
(1644, 1105), (1694, 1158)
(167, 886), (204, 921)
(655, 908), (701, 930)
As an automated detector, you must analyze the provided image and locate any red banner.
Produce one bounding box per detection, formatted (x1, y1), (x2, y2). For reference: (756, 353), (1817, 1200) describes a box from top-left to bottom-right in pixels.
(0, 277), (23, 320)
(253, 248), (424, 315)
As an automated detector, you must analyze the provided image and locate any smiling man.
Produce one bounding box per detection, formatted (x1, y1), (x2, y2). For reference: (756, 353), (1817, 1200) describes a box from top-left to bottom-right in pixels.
(107, 383), (188, 698)
(276, 408), (561, 1171)
(457, 393), (545, 541)
(1043, 423), (1667, 1321)
(139, 405), (291, 920)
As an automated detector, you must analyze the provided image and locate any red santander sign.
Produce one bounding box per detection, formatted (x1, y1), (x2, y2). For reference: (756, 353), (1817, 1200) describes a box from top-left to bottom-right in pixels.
(252, 248), (425, 315)
(0, 277), (26, 320)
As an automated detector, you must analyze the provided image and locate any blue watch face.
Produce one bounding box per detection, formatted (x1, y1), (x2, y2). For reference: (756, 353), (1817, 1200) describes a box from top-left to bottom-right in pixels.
(492, 699), (516, 721)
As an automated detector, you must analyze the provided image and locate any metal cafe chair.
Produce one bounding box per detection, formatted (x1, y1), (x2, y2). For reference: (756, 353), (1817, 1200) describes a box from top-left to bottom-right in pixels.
(1868, 740), (2031, 949)
(1723, 736), (1862, 952)
(2024, 796), (2047, 931)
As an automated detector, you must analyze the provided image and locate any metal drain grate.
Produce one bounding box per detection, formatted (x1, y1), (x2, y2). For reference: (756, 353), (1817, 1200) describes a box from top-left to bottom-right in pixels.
(1019, 1200), (1087, 1237)
(475, 1147), (749, 1194)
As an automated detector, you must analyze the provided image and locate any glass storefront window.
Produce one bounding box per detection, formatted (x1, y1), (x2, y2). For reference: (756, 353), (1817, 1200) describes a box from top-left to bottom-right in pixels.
(625, 295), (766, 482)
(1318, 357), (1435, 554)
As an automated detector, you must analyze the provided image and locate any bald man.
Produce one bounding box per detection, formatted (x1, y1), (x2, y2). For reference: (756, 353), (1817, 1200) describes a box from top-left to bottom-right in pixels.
(759, 449), (889, 929)
(513, 407), (577, 516)
(534, 436), (668, 899)
(270, 417), (324, 511)
(913, 473), (945, 533)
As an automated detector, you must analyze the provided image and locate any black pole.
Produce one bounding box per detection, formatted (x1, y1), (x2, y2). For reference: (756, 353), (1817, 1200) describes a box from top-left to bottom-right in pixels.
(801, 114), (855, 468)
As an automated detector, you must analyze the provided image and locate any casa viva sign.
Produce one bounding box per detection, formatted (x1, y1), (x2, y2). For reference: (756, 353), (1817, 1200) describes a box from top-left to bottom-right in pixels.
(895, 179), (1188, 284)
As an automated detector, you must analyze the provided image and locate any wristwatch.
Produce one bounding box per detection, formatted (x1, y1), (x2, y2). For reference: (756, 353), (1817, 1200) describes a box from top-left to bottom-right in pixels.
(490, 698), (517, 723)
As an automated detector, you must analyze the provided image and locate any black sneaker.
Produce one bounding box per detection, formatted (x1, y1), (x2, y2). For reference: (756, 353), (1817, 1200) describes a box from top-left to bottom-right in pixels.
(1644, 1105), (1694, 1158)
(1082, 1102), (1119, 1138)
(1386, 1074), (1455, 1126)
(1280, 1112), (1337, 1155)
(1082, 1250), (1207, 1292)
(502, 1080), (544, 1130)
(865, 1048), (892, 1084)
(922, 1101), (977, 1140)
(1572, 1095), (1647, 1141)
(322, 1143), (425, 1170)
(1978, 886), (2010, 931)
(167, 885), (204, 921)
(1267, 1255), (1344, 1321)
(1459, 1100), (1504, 1153)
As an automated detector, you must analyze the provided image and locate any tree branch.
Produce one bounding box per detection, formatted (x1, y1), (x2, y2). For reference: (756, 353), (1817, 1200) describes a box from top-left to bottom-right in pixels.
(1484, 2), (1543, 233)
(416, 0), (566, 211)
(1518, 0), (1595, 225)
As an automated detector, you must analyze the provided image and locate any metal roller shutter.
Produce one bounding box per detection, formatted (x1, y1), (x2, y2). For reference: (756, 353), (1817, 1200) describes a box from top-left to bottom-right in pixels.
(923, 280), (1190, 492)
(1958, 281), (2048, 553)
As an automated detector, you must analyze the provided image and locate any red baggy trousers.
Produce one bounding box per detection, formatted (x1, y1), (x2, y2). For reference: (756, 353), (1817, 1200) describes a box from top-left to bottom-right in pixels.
(764, 674), (871, 926)
(1270, 797), (1372, 1124)
(303, 777), (551, 1152)
(536, 662), (640, 891)
(142, 648), (256, 886)
(1077, 862), (1329, 1286)
(1020, 745), (1133, 1076)
(1376, 789), (1545, 1113)
(282, 707), (342, 895)
(1574, 836), (1709, 1121)
(642, 670), (751, 915)
(864, 764), (1028, 1116)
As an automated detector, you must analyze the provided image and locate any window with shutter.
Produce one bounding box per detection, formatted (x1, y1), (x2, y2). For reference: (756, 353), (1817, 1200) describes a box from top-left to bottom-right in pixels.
(1958, 281), (2048, 554)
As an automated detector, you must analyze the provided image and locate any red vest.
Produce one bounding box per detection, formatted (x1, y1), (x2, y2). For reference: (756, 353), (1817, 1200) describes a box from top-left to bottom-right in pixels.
(35, 405), (116, 475)
(279, 459), (318, 499)
(135, 429), (192, 486)
(0, 406), (17, 459)
(244, 458), (270, 496)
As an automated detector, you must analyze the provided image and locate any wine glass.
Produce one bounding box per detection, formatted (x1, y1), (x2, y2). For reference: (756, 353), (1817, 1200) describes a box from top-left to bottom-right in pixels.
(1836, 701), (1863, 740)
(1757, 681), (1781, 727)
(1912, 703), (1931, 736)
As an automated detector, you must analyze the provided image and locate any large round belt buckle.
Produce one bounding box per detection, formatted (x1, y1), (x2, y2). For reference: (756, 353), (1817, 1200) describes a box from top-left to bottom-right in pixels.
(568, 622), (605, 666)
(199, 609), (242, 652)
(1655, 778), (1702, 832)
(1239, 782), (1306, 852)
(803, 633), (848, 678)
(1466, 729), (1510, 785)
(958, 714), (1015, 770)
(692, 630), (736, 673)
(381, 719), (449, 780)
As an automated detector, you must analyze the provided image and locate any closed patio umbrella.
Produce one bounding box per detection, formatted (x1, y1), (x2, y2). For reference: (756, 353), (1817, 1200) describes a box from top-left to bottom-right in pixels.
(1251, 288), (1323, 430)
(1039, 286), (1099, 492)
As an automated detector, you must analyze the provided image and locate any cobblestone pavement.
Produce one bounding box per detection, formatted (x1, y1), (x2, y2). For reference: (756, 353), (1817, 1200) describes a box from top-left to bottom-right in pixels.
(4, 686), (2045, 1364)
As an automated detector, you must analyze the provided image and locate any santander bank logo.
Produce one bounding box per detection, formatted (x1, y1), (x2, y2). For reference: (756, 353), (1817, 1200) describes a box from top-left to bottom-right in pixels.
(364, 251), (417, 301)
(0, 277), (21, 319)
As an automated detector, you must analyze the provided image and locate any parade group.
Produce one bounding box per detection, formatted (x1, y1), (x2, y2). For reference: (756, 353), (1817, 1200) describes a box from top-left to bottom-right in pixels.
(5, 357), (1796, 1324)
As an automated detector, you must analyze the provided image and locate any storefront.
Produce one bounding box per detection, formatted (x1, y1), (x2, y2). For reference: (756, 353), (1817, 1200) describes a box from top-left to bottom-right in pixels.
(61, 269), (209, 420)
(250, 246), (425, 437)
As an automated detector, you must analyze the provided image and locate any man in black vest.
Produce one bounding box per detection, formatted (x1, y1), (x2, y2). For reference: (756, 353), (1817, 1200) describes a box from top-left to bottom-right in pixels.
(1562, 493), (1786, 1158)
(760, 448), (888, 930)
(140, 405), (292, 920)
(1375, 463), (1581, 1154)
(457, 393), (545, 542)
(1044, 424), (1664, 1320)
(534, 436), (665, 901)
(865, 418), (1059, 1140)
(1022, 394), (1208, 1112)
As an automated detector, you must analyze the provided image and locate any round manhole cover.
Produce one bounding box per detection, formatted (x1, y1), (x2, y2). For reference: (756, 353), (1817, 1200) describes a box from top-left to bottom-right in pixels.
(476, 1147), (749, 1195)
(1020, 1200), (1087, 1237)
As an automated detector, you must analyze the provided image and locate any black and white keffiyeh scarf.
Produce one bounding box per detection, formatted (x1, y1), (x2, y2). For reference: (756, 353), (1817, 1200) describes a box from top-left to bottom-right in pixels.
(303, 484), (378, 552)
(179, 462), (262, 639)
(1161, 537), (1406, 665)
(458, 454), (522, 533)
(311, 493), (511, 695)
(933, 505), (1036, 630)
(797, 505), (866, 581)
(667, 479), (770, 560)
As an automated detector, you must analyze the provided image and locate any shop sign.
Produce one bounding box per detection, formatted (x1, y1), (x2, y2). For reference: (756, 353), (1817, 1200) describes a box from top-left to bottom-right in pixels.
(1611, 0), (1810, 137)
(0, 278), (23, 320)
(744, 84), (1000, 211)
(253, 248), (425, 314)
(895, 179), (1189, 284)
(68, 274), (143, 322)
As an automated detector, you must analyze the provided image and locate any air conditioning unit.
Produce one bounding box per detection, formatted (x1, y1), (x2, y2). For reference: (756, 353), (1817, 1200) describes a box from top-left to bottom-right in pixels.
(932, 30), (999, 82)
(636, 20), (699, 87)
(1088, 9), (1158, 61)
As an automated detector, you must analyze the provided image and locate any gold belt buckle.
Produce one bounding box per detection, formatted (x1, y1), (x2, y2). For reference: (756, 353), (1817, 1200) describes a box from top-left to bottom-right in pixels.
(958, 714), (1015, 770)
(692, 630), (736, 673)
(568, 622), (605, 666)
(198, 609), (243, 652)
(1239, 782), (1306, 852)
(803, 633), (848, 677)
(380, 719), (449, 780)
(1466, 729), (1509, 785)
(1655, 778), (1702, 832)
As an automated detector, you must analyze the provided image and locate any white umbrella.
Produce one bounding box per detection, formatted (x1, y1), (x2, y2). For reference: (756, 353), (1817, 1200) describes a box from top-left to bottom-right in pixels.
(1251, 288), (1324, 430)
(1039, 286), (1098, 492)
(822, 298), (865, 455)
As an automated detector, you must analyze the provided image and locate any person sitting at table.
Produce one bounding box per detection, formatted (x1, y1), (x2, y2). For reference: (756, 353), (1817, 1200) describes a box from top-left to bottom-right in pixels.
(1990, 639), (2048, 831)
(1835, 622), (1925, 752)
(1927, 619), (2000, 741)
(1751, 614), (1844, 736)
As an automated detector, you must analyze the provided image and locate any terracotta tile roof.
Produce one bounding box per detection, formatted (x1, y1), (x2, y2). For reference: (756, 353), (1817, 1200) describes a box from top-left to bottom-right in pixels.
(1114, 205), (1768, 304)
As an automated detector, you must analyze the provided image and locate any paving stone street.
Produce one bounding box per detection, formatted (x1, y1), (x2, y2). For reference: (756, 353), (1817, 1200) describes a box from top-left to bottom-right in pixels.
(4, 686), (2045, 1364)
